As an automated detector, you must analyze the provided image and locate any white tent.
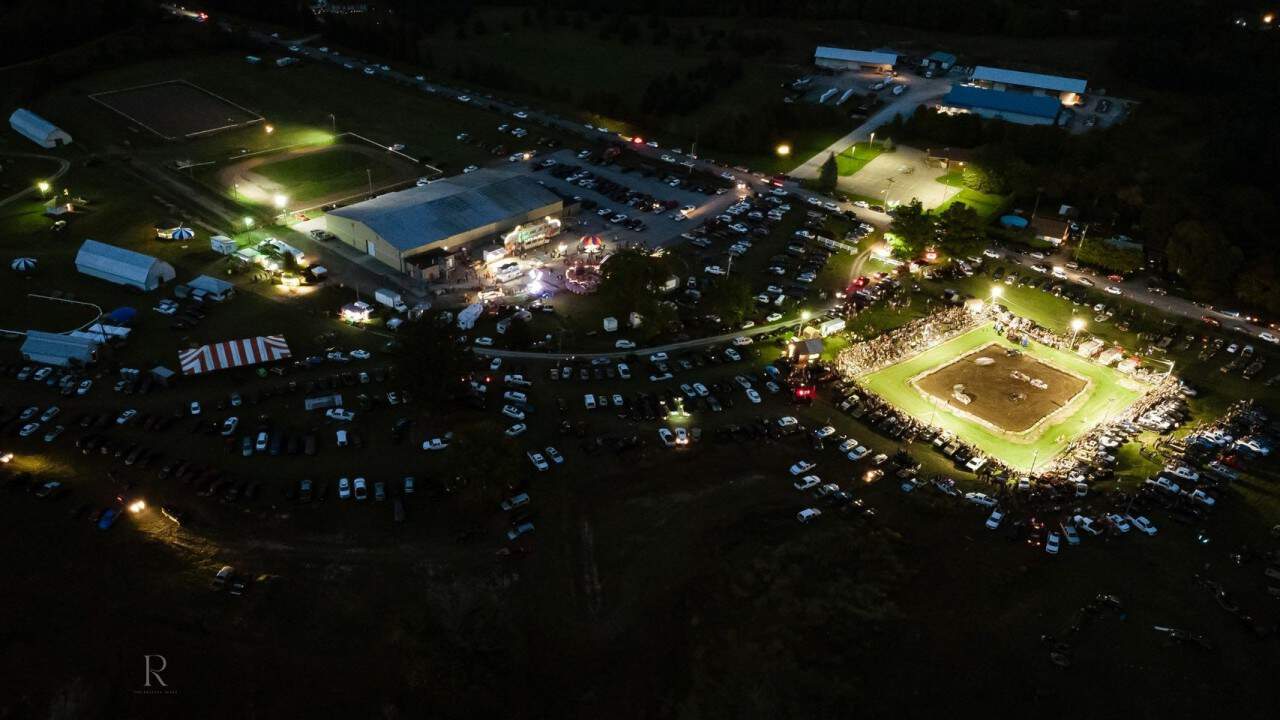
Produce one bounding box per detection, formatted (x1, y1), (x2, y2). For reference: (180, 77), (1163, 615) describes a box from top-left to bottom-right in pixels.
(75, 239), (175, 291)
(9, 109), (72, 148)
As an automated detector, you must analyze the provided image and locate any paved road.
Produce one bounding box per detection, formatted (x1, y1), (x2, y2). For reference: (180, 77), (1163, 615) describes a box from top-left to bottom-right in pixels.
(1004, 249), (1276, 340)
(788, 76), (953, 180)
(472, 316), (816, 361)
(0, 153), (71, 208)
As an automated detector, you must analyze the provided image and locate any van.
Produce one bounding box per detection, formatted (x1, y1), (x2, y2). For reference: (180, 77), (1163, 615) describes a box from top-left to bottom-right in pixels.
(504, 391), (528, 403)
(336, 429), (349, 447)
(584, 394), (597, 410)
(505, 374), (532, 388)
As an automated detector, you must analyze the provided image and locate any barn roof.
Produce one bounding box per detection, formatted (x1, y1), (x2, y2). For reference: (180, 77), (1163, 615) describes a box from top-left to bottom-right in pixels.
(75, 239), (172, 288)
(815, 46), (898, 67)
(970, 66), (1087, 94)
(327, 169), (562, 252)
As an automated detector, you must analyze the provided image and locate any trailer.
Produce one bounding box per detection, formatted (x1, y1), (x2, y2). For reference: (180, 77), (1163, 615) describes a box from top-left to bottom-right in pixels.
(456, 303), (484, 330)
(817, 318), (846, 337)
(210, 235), (237, 255)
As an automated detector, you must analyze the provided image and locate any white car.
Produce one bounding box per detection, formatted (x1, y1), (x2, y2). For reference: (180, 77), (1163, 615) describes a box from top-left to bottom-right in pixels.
(76, 379), (93, 396)
(490, 357), (503, 371)
(615, 339), (636, 349)
(475, 336), (494, 346)
(19, 423), (40, 438)
(513, 111), (528, 119)
(789, 460), (816, 476)
(463, 165), (479, 173)
(724, 348), (741, 362)
(545, 446), (564, 464)
(797, 508), (822, 523)
(964, 492), (997, 508)
(658, 428), (675, 447)
(1106, 514), (1131, 533)
(745, 388), (762, 404)
(1129, 515), (1157, 535)
(813, 425), (836, 439)
(675, 428), (689, 446)
(255, 431), (269, 452)
(617, 364), (631, 380)
(846, 446), (870, 461)
(985, 510), (1004, 529)
(1186, 489), (1216, 507)
(732, 336), (753, 347)
(353, 477), (368, 500)
(326, 408), (355, 422)
(189, 402), (201, 416)
(221, 417), (239, 436)
(338, 477), (352, 499)
(115, 409), (137, 425)
(793, 475), (821, 491)
(501, 405), (526, 421)
(350, 349), (371, 360)
(1105, 285), (1123, 295)
(765, 312), (783, 323)
(692, 383), (709, 397)
(1045, 532), (1061, 555)
(423, 437), (451, 450)
(528, 451), (549, 471)
(704, 265), (725, 276)
(649, 352), (669, 363)
(1259, 332), (1279, 344)
(504, 423), (527, 438)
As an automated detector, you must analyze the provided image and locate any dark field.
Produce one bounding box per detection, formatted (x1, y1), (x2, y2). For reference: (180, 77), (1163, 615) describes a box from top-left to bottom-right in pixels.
(914, 342), (1087, 434)
(89, 81), (262, 140)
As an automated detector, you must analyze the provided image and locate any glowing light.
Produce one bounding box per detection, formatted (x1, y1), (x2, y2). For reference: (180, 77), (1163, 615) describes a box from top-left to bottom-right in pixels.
(37, 181), (50, 195)
(775, 144), (791, 157)
(128, 500), (146, 514)
(273, 194), (288, 209)
(1071, 317), (1087, 332)
(265, 124), (275, 134)
(527, 279), (544, 295)
(990, 285), (1004, 299)
(801, 310), (812, 321)
(244, 216), (255, 228)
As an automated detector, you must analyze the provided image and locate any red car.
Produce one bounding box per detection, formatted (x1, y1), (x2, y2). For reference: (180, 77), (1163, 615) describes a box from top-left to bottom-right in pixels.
(1202, 315), (1221, 327)
(1107, 274), (1124, 282)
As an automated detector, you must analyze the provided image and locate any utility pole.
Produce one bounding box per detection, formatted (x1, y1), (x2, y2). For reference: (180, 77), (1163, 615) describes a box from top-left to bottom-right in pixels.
(329, 113), (336, 133)
(367, 168), (373, 196)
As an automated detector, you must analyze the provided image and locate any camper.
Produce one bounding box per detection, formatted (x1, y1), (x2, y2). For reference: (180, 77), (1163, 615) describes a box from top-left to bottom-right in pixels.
(210, 235), (237, 255)
(262, 237), (305, 266)
(374, 288), (408, 313)
(456, 303), (484, 330)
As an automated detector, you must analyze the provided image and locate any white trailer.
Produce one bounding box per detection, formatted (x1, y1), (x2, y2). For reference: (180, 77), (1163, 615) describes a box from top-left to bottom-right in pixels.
(817, 318), (846, 337)
(457, 303), (484, 330)
(210, 235), (237, 255)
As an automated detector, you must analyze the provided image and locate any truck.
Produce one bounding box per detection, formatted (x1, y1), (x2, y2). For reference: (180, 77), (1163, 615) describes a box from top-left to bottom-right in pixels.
(374, 288), (408, 313)
(210, 235), (237, 255)
(456, 303), (484, 330)
(817, 318), (846, 337)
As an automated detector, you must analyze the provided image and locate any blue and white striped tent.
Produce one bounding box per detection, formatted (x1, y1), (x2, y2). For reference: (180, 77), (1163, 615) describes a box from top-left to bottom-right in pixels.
(171, 227), (195, 240)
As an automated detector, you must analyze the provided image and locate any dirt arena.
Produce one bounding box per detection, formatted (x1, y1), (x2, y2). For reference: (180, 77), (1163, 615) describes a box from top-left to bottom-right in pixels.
(89, 81), (262, 140)
(913, 343), (1087, 433)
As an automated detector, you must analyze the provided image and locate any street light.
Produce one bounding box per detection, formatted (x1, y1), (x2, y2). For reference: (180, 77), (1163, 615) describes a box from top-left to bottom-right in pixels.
(273, 194), (288, 210)
(775, 143), (791, 157)
(265, 124), (275, 134)
(990, 285), (1004, 301)
(1069, 317), (1086, 348)
(244, 216), (255, 229)
(37, 181), (50, 197)
(801, 310), (812, 321)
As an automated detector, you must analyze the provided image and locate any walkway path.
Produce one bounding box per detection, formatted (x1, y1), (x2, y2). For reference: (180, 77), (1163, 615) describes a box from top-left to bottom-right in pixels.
(0, 153), (71, 208)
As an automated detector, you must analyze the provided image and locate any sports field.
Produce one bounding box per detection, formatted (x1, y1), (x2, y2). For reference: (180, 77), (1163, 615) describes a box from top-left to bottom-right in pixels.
(214, 140), (423, 211)
(861, 324), (1148, 470)
(89, 80), (262, 139)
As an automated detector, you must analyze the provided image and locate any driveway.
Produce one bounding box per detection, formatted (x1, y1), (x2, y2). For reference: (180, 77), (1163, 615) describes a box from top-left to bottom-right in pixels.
(839, 147), (958, 210)
(789, 74), (953, 180)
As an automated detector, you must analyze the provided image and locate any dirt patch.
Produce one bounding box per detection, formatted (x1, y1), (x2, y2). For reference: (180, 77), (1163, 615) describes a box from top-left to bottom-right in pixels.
(89, 81), (261, 140)
(913, 342), (1087, 433)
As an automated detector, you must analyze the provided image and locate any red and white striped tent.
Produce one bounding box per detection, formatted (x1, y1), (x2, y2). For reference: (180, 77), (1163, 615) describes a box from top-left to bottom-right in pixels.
(179, 335), (292, 376)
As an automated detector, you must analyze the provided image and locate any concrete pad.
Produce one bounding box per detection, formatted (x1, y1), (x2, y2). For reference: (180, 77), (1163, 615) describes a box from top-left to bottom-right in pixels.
(838, 147), (959, 210)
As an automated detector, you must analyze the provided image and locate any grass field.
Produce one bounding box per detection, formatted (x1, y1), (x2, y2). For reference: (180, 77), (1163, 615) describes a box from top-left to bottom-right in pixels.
(836, 142), (884, 176)
(228, 142), (422, 210)
(861, 324), (1147, 470)
(933, 171), (1007, 218)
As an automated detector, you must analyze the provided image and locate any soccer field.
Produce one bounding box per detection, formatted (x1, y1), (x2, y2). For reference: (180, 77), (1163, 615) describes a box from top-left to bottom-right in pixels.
(861, 324), (1148, 471)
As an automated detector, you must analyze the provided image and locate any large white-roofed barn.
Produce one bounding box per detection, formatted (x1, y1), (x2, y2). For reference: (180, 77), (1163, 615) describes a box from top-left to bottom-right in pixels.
(324, 168), (563, 280)
(74, 239), (176, 291)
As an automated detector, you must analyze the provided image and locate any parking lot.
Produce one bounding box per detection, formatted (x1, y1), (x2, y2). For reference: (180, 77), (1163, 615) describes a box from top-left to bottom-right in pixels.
(839, 146), (958, 209)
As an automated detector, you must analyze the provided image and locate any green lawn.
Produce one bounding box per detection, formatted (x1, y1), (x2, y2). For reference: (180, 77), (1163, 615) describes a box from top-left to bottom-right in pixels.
(932, 171), (1006, 219)
(836, 141), (885, 176)
(861, 323), (1147, 471)
(252, 146), (415, 207)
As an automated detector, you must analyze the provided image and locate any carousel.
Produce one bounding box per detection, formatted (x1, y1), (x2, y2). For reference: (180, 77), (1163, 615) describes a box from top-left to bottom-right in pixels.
(565, 235), (607, 294)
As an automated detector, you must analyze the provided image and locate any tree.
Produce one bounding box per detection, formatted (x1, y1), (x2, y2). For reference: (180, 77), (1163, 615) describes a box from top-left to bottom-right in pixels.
(1166, 220), (1241, 299)
(702, 276), (754, 327)
(818, 152), (838, 192)
(935, 203), (987, 257)
(397, 319), (470, 406)
(1075, 239), (1144, 274)
(887, 200), (934, 259)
